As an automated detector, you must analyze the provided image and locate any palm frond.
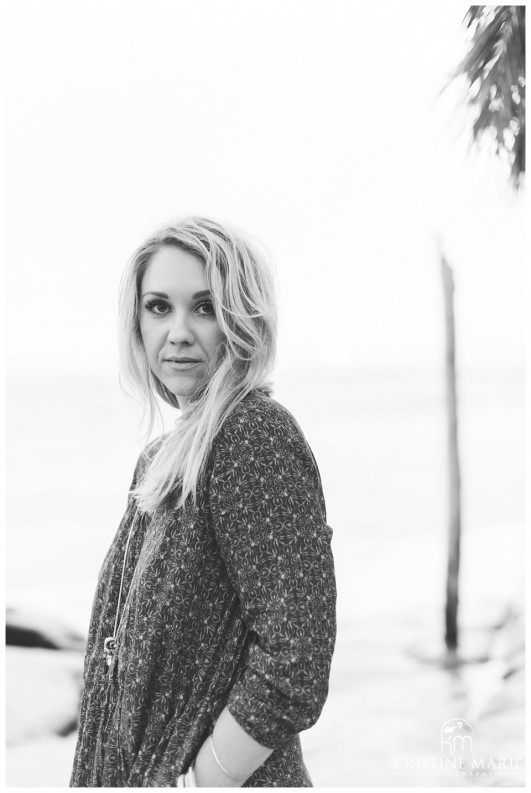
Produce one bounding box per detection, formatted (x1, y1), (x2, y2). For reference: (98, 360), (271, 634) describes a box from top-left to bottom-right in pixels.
(448, 6), (525, 187)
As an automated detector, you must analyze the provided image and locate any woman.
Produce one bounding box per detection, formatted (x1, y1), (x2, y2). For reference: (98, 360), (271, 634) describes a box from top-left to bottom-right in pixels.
(70, 216), (336, 787)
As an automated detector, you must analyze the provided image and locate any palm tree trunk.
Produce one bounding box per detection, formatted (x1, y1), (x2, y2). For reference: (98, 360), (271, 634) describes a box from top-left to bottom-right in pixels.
(440, 250), (462, 652)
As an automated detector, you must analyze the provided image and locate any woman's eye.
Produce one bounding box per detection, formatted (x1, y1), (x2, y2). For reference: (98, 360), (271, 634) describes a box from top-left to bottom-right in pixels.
(196, 301), (215, 316)
(144, 300), (170, 315)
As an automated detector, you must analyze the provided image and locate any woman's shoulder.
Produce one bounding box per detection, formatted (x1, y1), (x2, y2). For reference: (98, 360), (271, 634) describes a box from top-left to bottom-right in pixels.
(215, 389), (317, 467)
(221, 388), (306, 440)
(210, 388), (326, 502)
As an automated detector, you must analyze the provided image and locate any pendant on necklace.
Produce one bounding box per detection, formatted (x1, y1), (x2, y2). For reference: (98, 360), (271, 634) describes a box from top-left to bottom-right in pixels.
(103, 636), (116, 667)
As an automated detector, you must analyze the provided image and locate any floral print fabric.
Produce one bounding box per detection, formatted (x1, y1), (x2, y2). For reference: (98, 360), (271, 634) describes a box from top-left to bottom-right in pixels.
(70, 390), (336, 787)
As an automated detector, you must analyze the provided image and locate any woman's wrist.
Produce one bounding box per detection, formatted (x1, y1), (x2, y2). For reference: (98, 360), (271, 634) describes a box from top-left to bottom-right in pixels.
(209, 734), (248, 784)
(193, 732), (246, 787)
(192, 707), (273, 787)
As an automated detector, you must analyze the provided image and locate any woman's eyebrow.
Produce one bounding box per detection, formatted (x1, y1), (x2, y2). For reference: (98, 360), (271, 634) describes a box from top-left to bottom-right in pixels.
(141, 290), (212, 299)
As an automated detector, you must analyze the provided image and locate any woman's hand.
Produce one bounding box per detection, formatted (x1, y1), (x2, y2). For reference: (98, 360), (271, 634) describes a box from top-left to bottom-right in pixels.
(192, 707), (273, 787)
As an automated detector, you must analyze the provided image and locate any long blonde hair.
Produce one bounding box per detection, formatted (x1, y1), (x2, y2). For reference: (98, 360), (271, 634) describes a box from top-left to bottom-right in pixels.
(118, 216), (277, 513)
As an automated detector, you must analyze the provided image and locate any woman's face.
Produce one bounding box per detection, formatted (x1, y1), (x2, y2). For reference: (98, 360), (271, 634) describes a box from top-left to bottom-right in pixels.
(139, 245), (225, 409)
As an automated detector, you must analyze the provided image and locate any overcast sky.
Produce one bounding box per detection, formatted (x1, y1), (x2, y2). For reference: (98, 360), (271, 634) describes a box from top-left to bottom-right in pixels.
(5, 0), (525, 380)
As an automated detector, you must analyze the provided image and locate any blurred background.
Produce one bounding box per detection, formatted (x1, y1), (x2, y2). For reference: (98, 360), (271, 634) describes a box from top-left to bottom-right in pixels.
(5, 0), (525, 787)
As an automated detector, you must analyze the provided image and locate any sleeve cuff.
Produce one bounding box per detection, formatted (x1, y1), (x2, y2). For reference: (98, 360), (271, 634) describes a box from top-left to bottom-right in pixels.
(226, 672), (323, 751)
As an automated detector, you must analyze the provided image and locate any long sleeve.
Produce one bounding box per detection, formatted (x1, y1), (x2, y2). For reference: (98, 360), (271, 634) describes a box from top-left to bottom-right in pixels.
(208, 397), (336, 750)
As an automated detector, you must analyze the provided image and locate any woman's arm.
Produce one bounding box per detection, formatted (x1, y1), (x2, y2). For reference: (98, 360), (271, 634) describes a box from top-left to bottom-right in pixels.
(206, 399), (336, 773)
(193, 708), (273, 787)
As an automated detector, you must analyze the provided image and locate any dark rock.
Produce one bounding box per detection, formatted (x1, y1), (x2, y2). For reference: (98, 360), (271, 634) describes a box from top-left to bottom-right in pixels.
(6, 608), (86, 652)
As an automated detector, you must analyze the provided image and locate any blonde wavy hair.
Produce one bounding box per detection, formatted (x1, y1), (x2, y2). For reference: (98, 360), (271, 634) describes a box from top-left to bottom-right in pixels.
(118, 216), (277, 514)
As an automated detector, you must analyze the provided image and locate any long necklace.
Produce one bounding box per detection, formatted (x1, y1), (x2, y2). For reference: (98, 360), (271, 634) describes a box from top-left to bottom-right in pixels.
(103, 506), (141, 668)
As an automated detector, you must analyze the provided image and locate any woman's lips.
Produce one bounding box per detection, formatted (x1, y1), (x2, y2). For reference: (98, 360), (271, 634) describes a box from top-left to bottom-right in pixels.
(163, 360), (201, 370)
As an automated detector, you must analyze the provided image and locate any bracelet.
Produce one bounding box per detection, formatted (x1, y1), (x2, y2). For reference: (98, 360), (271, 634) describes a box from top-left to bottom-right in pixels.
(210, 735), (247, 782)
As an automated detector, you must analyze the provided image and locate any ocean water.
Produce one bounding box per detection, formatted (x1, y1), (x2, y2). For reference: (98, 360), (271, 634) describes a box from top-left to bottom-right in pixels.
(6, 365), (524, 639)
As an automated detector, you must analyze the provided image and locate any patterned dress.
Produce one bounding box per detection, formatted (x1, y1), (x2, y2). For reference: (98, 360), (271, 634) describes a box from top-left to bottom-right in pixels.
(70, 389), (336, 787)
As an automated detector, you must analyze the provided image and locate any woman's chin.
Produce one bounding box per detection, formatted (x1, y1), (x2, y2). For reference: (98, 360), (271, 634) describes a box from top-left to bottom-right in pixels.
(162, 378), (206, 408)
(161, 372), (197, 394)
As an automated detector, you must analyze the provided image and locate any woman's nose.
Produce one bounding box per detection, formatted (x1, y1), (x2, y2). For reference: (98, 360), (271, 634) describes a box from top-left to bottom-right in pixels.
(166, 312), (194, 345)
